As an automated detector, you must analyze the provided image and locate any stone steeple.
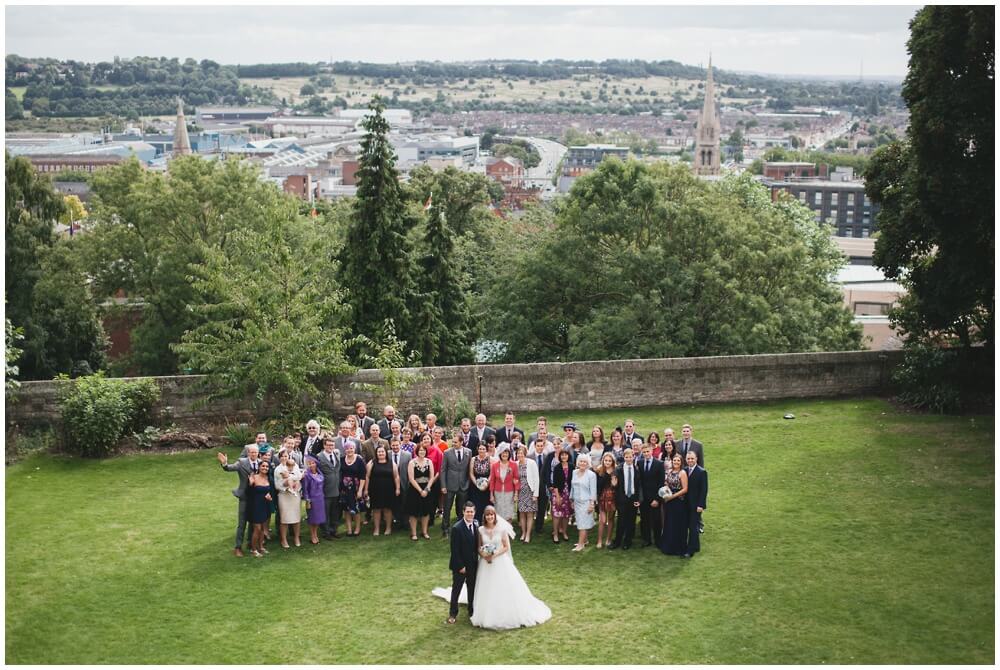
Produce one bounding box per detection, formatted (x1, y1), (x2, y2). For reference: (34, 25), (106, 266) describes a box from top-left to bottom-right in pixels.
(693, 55), (721, 176)
(173, 97), (191, 156)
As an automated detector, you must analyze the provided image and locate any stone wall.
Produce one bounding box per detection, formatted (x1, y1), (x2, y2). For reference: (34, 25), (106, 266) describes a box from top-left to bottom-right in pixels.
(6, 350), (902, 429)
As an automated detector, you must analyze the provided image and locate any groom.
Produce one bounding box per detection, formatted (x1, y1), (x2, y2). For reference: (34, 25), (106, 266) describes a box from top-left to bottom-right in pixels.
(447, 501), (479, 624)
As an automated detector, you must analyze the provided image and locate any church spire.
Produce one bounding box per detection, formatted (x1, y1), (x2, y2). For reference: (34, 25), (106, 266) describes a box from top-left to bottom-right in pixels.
(693, 55), (721, 176)
(173, 97), (191, 157)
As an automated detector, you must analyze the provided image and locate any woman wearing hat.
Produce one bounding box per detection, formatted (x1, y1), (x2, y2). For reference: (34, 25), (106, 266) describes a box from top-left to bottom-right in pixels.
(301, 455), (327, 545)
(489, 443), (519, 522)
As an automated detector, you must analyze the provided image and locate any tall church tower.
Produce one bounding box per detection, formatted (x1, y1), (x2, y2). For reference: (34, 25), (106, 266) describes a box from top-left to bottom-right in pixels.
(173, 97), (192, 156)
(693, 56), (721, 176)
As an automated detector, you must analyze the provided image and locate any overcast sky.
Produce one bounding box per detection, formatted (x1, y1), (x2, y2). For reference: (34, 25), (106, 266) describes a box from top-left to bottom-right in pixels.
(5, 4), (920, 78)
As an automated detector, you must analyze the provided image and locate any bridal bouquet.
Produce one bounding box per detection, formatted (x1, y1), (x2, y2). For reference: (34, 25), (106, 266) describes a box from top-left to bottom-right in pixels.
(658, 485), (672, 500)
(481, 541), (497, 556)
(475, 477), (489, 491)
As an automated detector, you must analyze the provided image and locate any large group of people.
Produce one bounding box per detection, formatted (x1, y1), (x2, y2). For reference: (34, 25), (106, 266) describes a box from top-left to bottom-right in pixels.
(217, 402), (709, 561)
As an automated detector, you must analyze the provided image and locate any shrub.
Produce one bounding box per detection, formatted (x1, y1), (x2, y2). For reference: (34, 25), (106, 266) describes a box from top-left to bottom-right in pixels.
(58, 373), (161, 457)
(430, 390), (475, 429)
(223, 421), (256, 449)
(892, 343), (993, 414)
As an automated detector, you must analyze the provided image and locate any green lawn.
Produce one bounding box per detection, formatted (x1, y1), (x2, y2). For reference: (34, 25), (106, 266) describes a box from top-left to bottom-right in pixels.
(5, 397), (994, 664)
(9, 86), (27, 101)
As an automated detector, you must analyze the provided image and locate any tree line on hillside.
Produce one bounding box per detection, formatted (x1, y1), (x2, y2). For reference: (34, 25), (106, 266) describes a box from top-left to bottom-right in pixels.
(5, 55), (278, 120)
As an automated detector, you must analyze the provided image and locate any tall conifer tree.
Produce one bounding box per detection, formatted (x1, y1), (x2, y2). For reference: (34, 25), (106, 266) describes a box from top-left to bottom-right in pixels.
(337, 98), (417, 355)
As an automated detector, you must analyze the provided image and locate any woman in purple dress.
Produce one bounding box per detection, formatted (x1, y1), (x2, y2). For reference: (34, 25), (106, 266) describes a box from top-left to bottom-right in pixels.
(302, 456), (326, 545)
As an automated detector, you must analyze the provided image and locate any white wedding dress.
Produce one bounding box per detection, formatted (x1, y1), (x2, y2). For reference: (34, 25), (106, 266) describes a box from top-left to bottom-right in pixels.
(432, 519), (551, 630)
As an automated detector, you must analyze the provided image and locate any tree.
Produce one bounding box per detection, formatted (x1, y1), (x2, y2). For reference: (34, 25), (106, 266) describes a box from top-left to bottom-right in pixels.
(300, 83), (316, 96)
(483, 160), (861, 362)
(21, 241), (108, 379)
(173, 215), (353, 421)
(6, 318), (23, 401)
(5, 88), (24, 120)
(336, 97), (419, 359)
(81, 156), (297, 374)
(864, 6), (993, 351)
(60, 194), (87, 228)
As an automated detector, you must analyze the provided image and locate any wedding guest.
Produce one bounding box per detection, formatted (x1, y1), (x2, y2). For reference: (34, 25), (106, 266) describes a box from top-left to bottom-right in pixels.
(662, 428), (678, 461)
(568, 430), (588, 466)
(529, 438), (550, 535)
(441, 434), (472, 536)
(595, 452), (618, 549)
(387, 419), (403, 447)
(677, 424), (704, 467)
(389, 439), (412, 530)
(587, 425), (607, 464)
(406, 415), (425, 443)
(658, 453), (689, 557)
(622, 419), (643, 447)
(366, 444), (400, 536)
(683, 450), (708, 558)
(301, 456), (326, 545)
(608, 429), (626, 464)
(647, 432), (662, 460)
(637, 440), (665, 547)
(216, 445), (258, 557)
(377, 405), (398, 440)
(342, 414), (358, 441)
(468, 443), (493, 521)
(360, 423), (386, 464)
(284, 435), (304, 469)
(316, 437), (341, 539)
(528, 416), (551, 445)
(407, 439), (437, 540)
(515, 445), (539, 542)
(399, 427), (417, 456)
(300, 421), (324, 456)
(258, 444), (278, 540)
(661, 438), (678, 466)
(429, 426), (446, 522)
(273, 449), (303, 548)
(339, 442), (367, 537)
(247, 460), (275, 557)
(610, 447), (642, 550)
(494, 411), (522, 446)
(354, 401), (376, 437)
(333, 421), (358, 457)
(571, 454), (597, 551)
(549, 449), (573, 543)
(424, 413), (439, 440)
(489, 444), (519, 522)
(484, 434), (498, 462)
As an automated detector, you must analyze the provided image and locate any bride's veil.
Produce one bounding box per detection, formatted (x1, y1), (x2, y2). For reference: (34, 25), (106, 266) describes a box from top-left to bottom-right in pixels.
(493, 515), (516, 540)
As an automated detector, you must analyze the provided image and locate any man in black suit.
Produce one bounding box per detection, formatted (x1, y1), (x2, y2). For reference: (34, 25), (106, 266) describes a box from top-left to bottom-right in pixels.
(355, 401), (376, 438)
(316, 437), (342, 539)
(494, 411), (522, 446)
(622, 419), (643, 448)
(447, 501), (479, 624)
(677, 424), (705, 532)
(377, 405), (398, 440)
(637, 441), (665, 547)
(529, 438), (550, 534)
(610, 447), (642, 550)
(683, 450), (708, 558)
(300, 420), (323, 456)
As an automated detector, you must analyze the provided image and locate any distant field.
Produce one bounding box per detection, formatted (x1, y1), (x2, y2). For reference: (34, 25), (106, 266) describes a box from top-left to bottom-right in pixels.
(9, 86), (27, 101)
(242, 73), (755, 109)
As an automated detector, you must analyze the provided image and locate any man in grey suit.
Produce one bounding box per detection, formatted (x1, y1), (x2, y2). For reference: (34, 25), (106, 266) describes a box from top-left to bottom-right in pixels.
(440, 440), (472, 537)
(388, 440), (412, 530)
(316, 437), (342, 539)
(355, 401), (376, 438)
(217, 445), (260, 557)
(333, 421), (358, 457)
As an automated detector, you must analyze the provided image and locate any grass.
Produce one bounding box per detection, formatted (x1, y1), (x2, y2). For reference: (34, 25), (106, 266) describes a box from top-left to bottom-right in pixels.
(5, 397), (994, 663)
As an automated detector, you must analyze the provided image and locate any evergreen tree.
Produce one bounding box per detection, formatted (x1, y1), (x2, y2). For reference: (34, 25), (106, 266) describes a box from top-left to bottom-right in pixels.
(336, 97), (417, 357)
(412, 201), (475, 366)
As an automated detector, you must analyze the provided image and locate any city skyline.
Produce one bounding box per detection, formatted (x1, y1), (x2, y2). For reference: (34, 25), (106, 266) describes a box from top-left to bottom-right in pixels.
(6, 5), (918, 79)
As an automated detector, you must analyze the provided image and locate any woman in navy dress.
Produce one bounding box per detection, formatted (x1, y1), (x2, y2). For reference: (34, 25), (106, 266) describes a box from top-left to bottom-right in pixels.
(339, 442), (368, 537)
(659, 454), (689, 557)
(467, 443), (492, 522)
(248, 460), (275, 557)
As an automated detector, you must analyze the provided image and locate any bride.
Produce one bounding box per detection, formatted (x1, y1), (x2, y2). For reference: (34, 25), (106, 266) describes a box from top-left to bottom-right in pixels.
(433, 505), (551, 630)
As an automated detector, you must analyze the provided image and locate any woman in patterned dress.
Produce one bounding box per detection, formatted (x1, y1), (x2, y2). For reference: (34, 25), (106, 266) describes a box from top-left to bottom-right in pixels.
(549, 449), (573, 543)
(515, 445), (539, 543)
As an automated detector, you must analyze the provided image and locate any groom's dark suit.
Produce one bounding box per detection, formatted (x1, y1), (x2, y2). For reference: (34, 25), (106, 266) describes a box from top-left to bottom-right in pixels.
(449, 517), (479, 619)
